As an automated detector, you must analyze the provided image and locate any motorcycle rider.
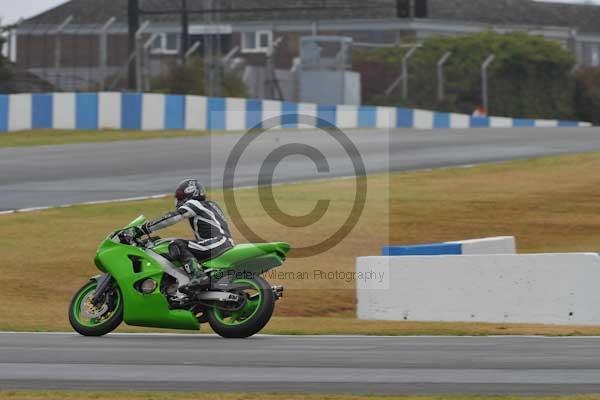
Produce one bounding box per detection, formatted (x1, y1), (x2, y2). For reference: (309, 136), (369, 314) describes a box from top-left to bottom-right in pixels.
(133, 179), (234, 293)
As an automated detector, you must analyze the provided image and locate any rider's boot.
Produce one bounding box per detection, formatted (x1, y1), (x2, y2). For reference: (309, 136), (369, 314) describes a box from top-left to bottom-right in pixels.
(180, 258), (210, 293)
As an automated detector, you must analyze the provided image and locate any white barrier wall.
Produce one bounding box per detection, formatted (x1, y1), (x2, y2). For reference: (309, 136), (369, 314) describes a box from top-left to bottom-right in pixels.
(0, 92), (593, 132)
(448, 236), (516, 255)
(382, 236), (516, 256)
(357, 253), (600, 325)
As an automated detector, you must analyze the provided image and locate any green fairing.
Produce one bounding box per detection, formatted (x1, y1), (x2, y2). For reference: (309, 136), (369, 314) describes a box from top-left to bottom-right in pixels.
(151, 242), (172, 257)
(124, 215), (147, 228)
(204, 242), (290, 274)
(89, 216), (290, 332)
(95, 238), (199, 330)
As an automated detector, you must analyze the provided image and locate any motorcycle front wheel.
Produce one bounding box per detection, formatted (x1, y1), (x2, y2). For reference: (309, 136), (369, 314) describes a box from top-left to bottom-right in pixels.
(207, 275), (275, 338)
(68, 280), (123, 336)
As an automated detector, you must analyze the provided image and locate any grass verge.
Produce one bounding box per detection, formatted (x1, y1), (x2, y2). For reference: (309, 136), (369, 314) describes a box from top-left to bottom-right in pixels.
(0, 130), (211, 148)
(2, 152), (600, 334)
(3, 393), (600, 400)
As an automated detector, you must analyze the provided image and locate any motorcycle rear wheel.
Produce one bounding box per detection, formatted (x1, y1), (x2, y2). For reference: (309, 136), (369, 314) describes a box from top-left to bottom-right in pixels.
(207, 275), (275, 338)
(68, 280), (123, 337)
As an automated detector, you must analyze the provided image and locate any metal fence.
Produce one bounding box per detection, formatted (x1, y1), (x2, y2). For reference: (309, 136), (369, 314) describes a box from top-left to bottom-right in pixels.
(5, 14), (600, 103)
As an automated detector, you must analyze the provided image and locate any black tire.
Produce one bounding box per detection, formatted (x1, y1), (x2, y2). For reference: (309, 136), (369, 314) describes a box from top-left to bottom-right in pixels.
(207, 275), (275, 338)
(68, 280), (123, 337)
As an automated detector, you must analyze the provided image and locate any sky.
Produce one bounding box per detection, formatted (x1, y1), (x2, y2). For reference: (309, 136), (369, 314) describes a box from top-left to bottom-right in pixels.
(0, 0), (67, 25)
(1, 0), (600, 25)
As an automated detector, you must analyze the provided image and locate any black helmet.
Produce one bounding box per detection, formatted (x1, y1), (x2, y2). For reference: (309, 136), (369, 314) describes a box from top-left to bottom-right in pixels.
(174, 179), (206, 207)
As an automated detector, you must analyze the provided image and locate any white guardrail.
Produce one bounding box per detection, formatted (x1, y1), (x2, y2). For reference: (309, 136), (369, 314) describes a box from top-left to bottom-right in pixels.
(0, 92), (593, 132)
(358, 237), (600, 325)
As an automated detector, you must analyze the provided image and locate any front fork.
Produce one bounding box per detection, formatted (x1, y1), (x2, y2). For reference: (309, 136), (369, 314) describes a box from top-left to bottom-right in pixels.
(90, 273), (114, 306)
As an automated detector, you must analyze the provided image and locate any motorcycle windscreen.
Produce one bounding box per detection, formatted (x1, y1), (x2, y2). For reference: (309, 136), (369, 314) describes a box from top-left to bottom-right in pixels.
(123, 215), (147, 229)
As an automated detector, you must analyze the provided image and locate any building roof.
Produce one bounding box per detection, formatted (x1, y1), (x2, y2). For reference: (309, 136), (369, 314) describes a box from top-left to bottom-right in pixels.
(430, 0), (600, 33)
(20, 0), (393, 27)
(20, 0), (600, 33)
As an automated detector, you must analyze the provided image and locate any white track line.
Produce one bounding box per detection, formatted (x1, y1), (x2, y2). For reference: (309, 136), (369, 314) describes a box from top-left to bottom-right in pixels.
(0, 160), (519, 216)
(0, 194), (170, 215)
(0, 173), (363, 216)
(1, 332), (600, 339)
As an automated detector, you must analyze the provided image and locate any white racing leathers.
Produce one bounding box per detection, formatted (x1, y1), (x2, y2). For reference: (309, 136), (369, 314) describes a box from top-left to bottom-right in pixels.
(143, 199), (234, 262)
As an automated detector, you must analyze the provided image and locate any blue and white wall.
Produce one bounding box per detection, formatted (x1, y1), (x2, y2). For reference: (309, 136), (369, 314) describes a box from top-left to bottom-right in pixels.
(359, 236), (600, 325)
(0, 92), (592, 133)
(382, 236), (516, 256)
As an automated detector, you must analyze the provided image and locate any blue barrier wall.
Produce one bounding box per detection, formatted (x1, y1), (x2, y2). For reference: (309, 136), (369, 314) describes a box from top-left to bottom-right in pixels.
(382, 243), (463, 256)
(0, 92), (592, 132)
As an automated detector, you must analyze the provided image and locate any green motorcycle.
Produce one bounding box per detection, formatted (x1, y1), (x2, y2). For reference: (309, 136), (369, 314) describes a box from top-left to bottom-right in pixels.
(68, 215), (289, 338)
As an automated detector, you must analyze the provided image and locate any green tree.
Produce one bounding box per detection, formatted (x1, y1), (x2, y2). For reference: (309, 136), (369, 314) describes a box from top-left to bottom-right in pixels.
(152, 57), (248, 97)
(354, 31), (576, 120)
(574, 67), (600, 125)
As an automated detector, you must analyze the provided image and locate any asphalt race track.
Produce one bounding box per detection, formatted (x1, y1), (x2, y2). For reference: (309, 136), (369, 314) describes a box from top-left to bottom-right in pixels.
(3, 128), (600, 395)
(1, 127), (600, 211)
(2, 333), (600, 394)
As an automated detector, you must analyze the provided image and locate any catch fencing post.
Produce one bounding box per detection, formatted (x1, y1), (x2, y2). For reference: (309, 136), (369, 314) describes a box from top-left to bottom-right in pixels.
(221, 45), (239, 69)
(142, 33), (158, 91)
(99, 17), (116, 91)
(135, 21), (150, 92)
(402, 44), (419, 101)
(481, 54), (495, 113)
(185, 41), (201, 60)
(436, 51), (451, 102)
(54, 15), (73, 90)
(383, 43), (420, 97)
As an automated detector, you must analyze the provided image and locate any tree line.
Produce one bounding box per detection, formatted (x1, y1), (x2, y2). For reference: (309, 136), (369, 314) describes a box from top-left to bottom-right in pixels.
(353, 31), (599, 125)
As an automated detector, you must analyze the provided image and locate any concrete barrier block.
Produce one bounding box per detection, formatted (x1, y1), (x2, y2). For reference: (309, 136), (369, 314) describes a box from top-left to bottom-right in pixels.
(0, 95), (7, 132)
(357, 253), (600, 325)
(263, 100), (282, 128)
(448, 236), (516, 255)
(185, 95), (206, 131)
(449, 113), (470, 129)
(376, 107), (395, 128)
(297, 102), (317, 128)
(225, 97), (246, 131)
(9, 93), (32, 131)
(336, 104), (358, 129)
(164, 94), (185, 130)
(535, 119), (558, 128)
(413, 109), (434, 129)
(52, 93), (76, 130)
(490, 116), (513, 128)
(98, 92), (121, 129)
(75, 93), (99, 130)
(141, 93), (165, 131)
(383, 236), (516, 256)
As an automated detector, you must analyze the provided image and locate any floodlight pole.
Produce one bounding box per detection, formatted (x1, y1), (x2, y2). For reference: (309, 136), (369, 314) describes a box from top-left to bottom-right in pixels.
(180, 0), (189, 63)
(128, 0), (140, 89)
